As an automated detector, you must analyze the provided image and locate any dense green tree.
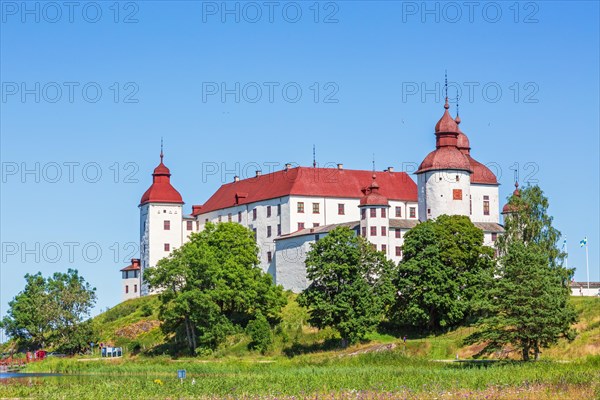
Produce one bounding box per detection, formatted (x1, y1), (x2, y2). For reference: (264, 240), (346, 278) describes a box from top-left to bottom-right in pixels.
(297, 226), (396, 345)
(392, 215), (495, 332)
(1, 269), (96, 353)
(145, 222), (287, 353)
(465, 242), (577, 360)
(466, 185), (576, 360)
(1, 273), (53, 350)
(246, 312), (273, 354)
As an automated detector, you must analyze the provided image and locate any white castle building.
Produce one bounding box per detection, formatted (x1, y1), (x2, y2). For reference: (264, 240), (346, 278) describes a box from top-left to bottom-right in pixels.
(121, 99), (506, 299)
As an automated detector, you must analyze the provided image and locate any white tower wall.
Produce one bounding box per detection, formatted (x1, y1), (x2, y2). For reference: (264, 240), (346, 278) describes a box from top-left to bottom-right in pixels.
(418, 169), (471, 221)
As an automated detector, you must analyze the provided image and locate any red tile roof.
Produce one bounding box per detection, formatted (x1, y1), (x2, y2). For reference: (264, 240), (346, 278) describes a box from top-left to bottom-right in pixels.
(197, 167), (417, 215)
(140, 155), (184, 206)
(120, 258), (141, 272)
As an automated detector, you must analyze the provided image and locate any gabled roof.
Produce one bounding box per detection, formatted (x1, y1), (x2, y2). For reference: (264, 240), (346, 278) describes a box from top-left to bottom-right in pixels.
(275, 221), (360, 240)
(198, 167), (417, 215)
(120, 259), (141, 272)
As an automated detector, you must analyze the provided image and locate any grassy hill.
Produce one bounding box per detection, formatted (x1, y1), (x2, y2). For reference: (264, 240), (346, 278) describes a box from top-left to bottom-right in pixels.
(93, 294), (600, 360)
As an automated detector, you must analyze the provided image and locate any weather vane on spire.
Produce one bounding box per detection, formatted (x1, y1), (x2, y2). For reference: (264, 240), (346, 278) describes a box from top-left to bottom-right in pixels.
(444, 70), (448, 99)
(160, 137), (164, 162)
(313, 144), (316, 168)
(372, 153), (375, 172)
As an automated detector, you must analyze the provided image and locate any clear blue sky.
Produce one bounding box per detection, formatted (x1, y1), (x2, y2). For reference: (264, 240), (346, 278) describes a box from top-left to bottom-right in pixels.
(1, 1), (599, 321)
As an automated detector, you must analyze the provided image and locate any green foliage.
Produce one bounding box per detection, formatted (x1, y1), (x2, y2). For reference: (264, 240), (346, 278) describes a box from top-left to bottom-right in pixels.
(145, 222), (287, 354)
(297, 226), (396, 345)
(246, 312), (273, 354)
(1, 269), (96, 353)
(392, 215), (495, 332)
(468, 185), (577, 361)
(465, 242), (578, 360)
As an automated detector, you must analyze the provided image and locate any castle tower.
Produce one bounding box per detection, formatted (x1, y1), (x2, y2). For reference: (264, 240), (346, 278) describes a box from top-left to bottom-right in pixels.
(120, 258), (141, 300)
(359, 175), (391, 255)
(139, 149), (184, 295)
(416, 97), (472, 221)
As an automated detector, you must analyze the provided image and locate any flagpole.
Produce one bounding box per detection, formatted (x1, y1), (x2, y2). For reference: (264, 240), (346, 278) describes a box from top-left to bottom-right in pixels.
(586, 242), (590, 289)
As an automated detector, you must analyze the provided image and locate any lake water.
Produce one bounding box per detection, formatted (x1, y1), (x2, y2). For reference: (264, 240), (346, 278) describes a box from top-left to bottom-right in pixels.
(0, 372), (62, 379)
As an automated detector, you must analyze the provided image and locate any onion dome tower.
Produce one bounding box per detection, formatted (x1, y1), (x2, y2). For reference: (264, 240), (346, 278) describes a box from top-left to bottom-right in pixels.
(359, 175), (390, 255)
(502, 181), (522, 215)
(416, 91), (472, 221)
(139, 144), (184, 296)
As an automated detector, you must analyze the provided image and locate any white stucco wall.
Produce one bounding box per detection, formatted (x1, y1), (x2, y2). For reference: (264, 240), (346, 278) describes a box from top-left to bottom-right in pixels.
(122, 271), (141, 301)
(418, 170), (471, 221)
(470, 184), (500, 223)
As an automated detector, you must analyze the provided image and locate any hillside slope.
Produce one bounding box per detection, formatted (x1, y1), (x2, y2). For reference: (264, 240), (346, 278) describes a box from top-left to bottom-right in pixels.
(94, 295), (600, 360)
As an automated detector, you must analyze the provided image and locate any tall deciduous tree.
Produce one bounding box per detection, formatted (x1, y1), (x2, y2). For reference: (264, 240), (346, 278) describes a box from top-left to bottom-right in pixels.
(392, 215), (495, 332)
(145, 222), (287, 354)
(1, 269), (96, 353)
(297, 226), (396, 345)
(466, 185), (577, 360)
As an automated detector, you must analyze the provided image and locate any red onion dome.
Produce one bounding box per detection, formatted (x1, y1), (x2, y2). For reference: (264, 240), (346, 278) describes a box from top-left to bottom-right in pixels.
(140, 152), (184, 205)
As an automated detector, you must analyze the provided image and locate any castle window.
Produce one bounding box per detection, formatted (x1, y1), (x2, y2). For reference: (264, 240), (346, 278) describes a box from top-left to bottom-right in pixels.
(228, 213), (232, 222)
(218, 215), (222, 223)
(370, 226), (377, 236)
(338, 203), (345, 215)
(267, 206), (272, 218)
(252, 228), (257, 240)
(396, 246), (402, 257)
(267, 251), (272, 262)
(381, 244), (387, 253)
(370, 208), (376, 218)
(164, 243), (170, 252)
(267, 226), (272, 237)
(313, 223), (320, 227)
(427, 208), (431, 214)
(277, 224), (281, 236)
(186, 221), (193, 231)
(134, 284), (138, 293)
(253, 208), (257, 220)
(297, 202), (304, 213)
(238, 211), (242, 222)
(362, 227), (366, 237)
(395, 207), (402, 217)
(277, 204), (281, 215)
(395, 229), (401, 239)
(483, 195), (490, 216)
(456, 175), (460, 182)
(164, 220), (170, 230)
(125, 285), (129, 294)
(381, 208), (386, 218)
(491, 232), (497, 242)
(361, 209), (366, 220)
(312, 203), (320, 214)
(298, 222), (305, 230)
(409, 207), (416, 218)
(381, 226), (387, 236)
(453, 189), (463, 200)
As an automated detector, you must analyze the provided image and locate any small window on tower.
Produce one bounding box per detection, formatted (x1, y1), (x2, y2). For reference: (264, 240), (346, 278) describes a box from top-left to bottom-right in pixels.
(362, 227), (366, 237)
(313, 223), (320, 227)
(312, 203), (320, 214)
(409, 207), (416, 218)
(338, 203), (345, 215)
(218, 215), (222, 223)
(125, 285), (129, 294)
(395, 207), (402, 218)
(253, 209), (257, 220)
(238, 211), (242, 222)
(228, 213), (232, 222)
(381, 244), (387, 253)
(164, 243), (170, 252)
(453, 189), (463, 200)
(164, 220), (170, 230)
(298, 222), (305, 230)
(361, 209), (366, 219)
(297, 202), (305, 213)
(370, 226), (377, 236)
(277, 204), (281, 216)
(267, 226), (272, 237)
(491, 232), (497, 242)
(483, 195), (490, 216)
(277, 224), (281, 236)
(134, 284), (138, 293)
(456, 175), (460, 182)
(395, 229), (401, 239)
(395, 246), (402, 257)
(267, 251), (272, 262)
(370, 208), (377, 218)
(186, 221), (193, 231)
(381, 208), (386, 218)
(267, 206), (272, 217)
(381, 226), (387, 236)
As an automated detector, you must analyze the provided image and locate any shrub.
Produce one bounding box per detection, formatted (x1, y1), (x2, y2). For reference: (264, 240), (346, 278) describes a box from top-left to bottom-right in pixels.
(246, 312), (272, 354)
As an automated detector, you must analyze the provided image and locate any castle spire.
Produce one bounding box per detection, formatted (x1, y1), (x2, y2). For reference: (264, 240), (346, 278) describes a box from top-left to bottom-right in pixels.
(160, 137), (164, 163)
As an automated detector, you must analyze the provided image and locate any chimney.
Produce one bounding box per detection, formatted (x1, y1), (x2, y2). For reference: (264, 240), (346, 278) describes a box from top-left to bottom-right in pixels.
(255, 170), (262, 177)
(192, 205), (202, 215)
(387, 166), (394, 172)
(285, 163), (292, 171)
(132, 259), (140, 267)
(234, 175), (240, 182)
(337, 163), (343, 170)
